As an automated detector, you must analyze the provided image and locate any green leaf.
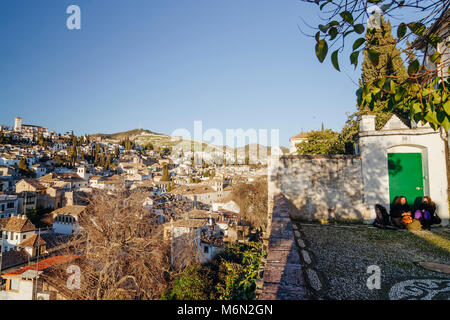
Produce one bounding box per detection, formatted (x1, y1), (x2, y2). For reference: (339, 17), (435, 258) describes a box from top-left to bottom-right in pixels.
(371, 87), (381, 96)
(315, 39), (328, 63)
(331, 50), (340, 71)
(367, 48), (379, 67)
(315, 31), (320, 42)
(354, 24), (364, 34)
(352, 38), (365, 51)
(381, 3), (392, 12)
(408, 22), (426, 36)
(430, 52), (441, 64)
(388, 97), (395, 111)
(444, 100), (450, 114)
(356, 88), (363, 105)
(424, 110), (438, 125)
(350, 51), (359, 69)
(395, 87), (406, 102)
(382, 78), (391, 91)
(328, 27), (338, 40)
(344, 30), (354, 37)
(328, 21), (340, 28)
(412, 102), (422, 114)
(320, 0), (331, 10)
(340, 11), (354, 25)
(397, 23), (407, 38)
(375, 78), (386, 89)
(389, 80), (396, 93)
(441, 116), (450, 131)
(408, 59), (420, 75)
(437, 111), (447, 123)
(319, 24), (328, 33)
(428, 33), (443, 49)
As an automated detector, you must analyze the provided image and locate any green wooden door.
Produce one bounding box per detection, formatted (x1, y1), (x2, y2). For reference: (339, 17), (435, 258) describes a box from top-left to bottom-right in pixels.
(388, 153), (424, 207)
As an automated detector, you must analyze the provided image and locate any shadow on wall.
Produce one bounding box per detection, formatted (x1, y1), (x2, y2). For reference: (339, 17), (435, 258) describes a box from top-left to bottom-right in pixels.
(387, 158), (403, 176)
(270, 155), (373, 222)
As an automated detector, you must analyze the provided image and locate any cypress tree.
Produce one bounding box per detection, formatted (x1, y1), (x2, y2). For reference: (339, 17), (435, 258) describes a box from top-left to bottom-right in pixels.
(161, 164), (170, 182)
(340, 15), (410, 154)
(360, 15), (409, 127)
(18, 158), (28, 172)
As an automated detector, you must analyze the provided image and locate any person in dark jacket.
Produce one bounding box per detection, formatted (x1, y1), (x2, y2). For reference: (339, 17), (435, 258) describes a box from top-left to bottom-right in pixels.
(414, 196), (441, 230)
(390, 196), (412, 228)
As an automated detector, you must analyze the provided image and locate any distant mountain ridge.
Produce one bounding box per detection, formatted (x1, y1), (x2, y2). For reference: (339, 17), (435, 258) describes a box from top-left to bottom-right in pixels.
(91, 128), (288, 158)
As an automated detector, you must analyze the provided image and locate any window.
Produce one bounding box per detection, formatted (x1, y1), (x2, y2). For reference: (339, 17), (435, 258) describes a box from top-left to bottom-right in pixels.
(0, 204), (4, 211)
(9, 279), (19, 291)
(203, 246), (209, 254)
(7, 202), (14, 209)
(23, 235), (26, 240)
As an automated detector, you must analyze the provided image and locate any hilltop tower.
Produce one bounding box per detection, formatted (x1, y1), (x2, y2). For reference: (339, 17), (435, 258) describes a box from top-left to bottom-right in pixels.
(77, 165), (89, 180)
(14, 117), (22, 132)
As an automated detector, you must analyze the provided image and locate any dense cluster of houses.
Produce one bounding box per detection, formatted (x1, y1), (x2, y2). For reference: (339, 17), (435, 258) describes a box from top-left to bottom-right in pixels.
(0, 117), (265, 300)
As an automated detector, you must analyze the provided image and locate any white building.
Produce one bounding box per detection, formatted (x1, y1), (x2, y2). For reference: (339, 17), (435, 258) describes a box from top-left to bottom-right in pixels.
(0, 255), (75, 300)
(76, 166), (90, 180)
(0, 215), (37, 252)
(0, 195), (18, 219)
(51, 205), (85, 235)
(357, 115), (449, 224)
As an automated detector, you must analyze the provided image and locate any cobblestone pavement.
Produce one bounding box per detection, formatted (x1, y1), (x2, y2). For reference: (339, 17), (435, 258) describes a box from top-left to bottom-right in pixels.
(293, 222), (450, 300)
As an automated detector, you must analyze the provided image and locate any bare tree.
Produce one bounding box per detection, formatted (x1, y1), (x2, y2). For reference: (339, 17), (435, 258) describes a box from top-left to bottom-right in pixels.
(232, 178), (268, 232)
(43, 190), (196, 300)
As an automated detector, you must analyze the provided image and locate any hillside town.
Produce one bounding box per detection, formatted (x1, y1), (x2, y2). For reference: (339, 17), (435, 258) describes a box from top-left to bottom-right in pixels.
(0, 117), (268, 300)
(2, 0), (449, 306)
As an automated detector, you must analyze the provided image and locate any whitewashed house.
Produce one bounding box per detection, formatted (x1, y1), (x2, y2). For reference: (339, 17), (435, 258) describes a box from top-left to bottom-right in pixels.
(0, 195), (18, 219)
(0, 216), (37, 252)
(51, 205), (85, 235)
(357, 114), (449, 224)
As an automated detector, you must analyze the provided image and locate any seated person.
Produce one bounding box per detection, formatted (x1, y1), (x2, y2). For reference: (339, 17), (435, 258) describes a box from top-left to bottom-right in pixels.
(414, 196), (441, 230)
(390, 196), (412, 228)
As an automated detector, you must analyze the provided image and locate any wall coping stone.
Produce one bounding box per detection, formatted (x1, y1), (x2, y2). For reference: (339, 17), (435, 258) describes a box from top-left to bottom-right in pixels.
(258, 194), (307, 300)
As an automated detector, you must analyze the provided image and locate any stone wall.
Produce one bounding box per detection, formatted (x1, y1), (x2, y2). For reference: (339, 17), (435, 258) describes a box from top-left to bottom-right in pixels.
(268, 155), (371, 222)
(258, 194), (307, 300)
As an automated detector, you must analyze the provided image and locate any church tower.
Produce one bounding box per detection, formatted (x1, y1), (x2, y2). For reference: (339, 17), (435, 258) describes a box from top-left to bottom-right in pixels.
(14, 117), (22, 132)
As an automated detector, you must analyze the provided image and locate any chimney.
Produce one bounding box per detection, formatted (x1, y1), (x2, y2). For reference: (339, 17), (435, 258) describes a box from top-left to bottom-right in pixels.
(360, 115), (376, 132)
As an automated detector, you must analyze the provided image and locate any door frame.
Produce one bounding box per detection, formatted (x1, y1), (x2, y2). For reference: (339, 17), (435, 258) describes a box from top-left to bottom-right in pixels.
(386, 144), (429, 202)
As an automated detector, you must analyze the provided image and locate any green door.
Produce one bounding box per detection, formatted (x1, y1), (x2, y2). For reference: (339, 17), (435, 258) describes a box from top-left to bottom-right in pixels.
(388, 153), (424, 207)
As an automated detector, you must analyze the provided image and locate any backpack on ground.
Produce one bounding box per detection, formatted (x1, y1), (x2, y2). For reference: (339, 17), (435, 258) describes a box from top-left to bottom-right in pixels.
(374, 204), (390, 225)
(373, 204), (397, 229)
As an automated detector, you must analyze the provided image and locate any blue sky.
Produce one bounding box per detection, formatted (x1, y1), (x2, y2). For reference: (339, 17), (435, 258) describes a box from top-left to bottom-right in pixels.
(1, 0), (366, 147)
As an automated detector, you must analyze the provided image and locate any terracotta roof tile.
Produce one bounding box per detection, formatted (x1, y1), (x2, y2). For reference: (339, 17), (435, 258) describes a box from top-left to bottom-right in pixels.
(1, 255), (79, 278)
(19, 234), (47, 248)
(51, 205), (86, 217)
(1, 216), (36, 232)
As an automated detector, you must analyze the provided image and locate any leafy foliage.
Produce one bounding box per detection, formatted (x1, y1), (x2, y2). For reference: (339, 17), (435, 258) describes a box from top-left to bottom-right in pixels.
(214, 242), (265, 300)
(296, 129), (345, 155)
(162, 264), (215, 300)
(163, 242), (265, 300)
(340, 16), (411, 151)
(303, 0), (450, 130)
